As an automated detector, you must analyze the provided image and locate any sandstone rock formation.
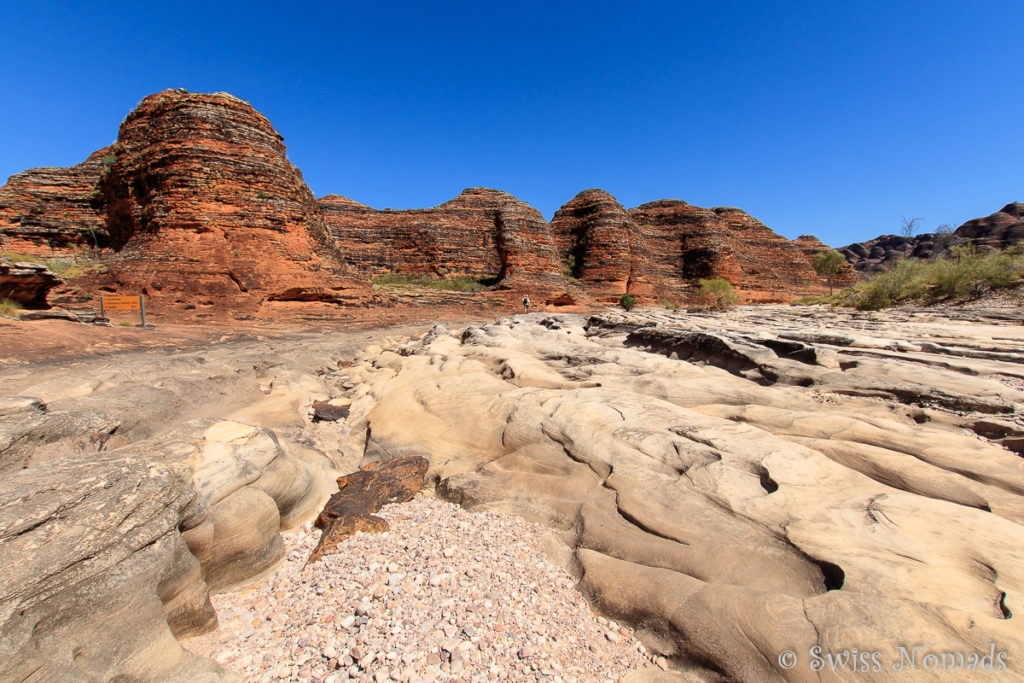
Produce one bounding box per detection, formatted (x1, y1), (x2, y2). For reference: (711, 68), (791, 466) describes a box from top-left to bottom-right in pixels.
(628, 200), (826, 302)
(838, 232), (956, 274)
(84, 89), (379, 316)
(0, 413), (331, 679)
(307, 456), (429, 565)
(1, 88), (840, 309)
(0, 453), (225, 681)
(549, 189), (659, 301)
(955, 201), (1024, 250)
(0, 257), (60, 308)
(330, 308), (1024, 680)
(0, 329), (403, 680)
(0, 147), (113, 258)
(839, 202), (1023, 274)
(320, 187), (571, 296)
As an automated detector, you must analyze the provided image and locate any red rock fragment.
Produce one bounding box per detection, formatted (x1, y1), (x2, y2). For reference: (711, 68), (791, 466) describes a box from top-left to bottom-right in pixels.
(306, 456), (430, 565)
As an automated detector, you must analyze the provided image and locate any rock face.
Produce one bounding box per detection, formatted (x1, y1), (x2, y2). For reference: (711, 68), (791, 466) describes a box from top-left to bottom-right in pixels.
(86, 89), (377, 316)
(549, 189), (658, 301)
(1, 88), (841, 308)
(320, 188), (570, 295)
(333, 309), (1024, 680)
(839, 202), (1023, 274)
(791, 234), (857, 288)
(628, 200), (825, 302)
(838, 232), (957, 274)
(0, 147), (113, 258)
(0, 453), (225, 681)
(955, 201), (1024, 250)
(0, 257), (61, 308)
(0, 331), (382, 680)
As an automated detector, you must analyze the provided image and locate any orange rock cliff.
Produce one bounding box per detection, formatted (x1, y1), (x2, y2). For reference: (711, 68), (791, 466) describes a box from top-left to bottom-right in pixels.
(0, 89), (835, 311)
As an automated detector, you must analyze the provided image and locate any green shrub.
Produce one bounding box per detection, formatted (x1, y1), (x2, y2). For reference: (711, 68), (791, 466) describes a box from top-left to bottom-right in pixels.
(811, 250), (846, 294)
(697, 278), (739, 310)
(844, 244), (1024, 310)
(619, 293), (636, 311)
(852, 258), (928, 310)
(0, 298), (22, 319)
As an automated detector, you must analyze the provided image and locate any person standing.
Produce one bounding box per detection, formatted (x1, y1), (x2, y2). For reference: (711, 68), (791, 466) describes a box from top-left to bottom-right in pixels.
(522, 295), (530, 312)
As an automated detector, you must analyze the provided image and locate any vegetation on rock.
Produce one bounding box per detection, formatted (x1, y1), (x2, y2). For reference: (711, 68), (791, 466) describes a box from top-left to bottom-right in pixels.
(796, 244), (1024, 310)
(372, 273), (493, 292)
(2, 252), (106, 278)
(697, 277), (739, 309)
(811, 249), (846, 294)
(0, 298), (23, 318)
(619, 293), (636, 310)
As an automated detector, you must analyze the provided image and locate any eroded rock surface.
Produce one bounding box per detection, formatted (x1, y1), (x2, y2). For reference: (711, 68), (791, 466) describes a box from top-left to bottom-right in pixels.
(0, 147), (113, 258)
(320, 187), (570, 296)
(0, 327), (424, 680)
(0, 258), (61, 308)
(0, 454), (225, 681)
(331, 308), (1024, 680)
(629, 200), (826, 302)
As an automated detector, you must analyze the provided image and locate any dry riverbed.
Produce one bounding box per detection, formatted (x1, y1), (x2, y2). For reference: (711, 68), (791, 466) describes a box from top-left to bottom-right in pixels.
(184, 496), (655, 682)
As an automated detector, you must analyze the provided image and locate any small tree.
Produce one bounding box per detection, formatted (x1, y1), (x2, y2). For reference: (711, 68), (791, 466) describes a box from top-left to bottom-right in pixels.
(697, 277), (739, 310)
(619, 293), (636, 311)
(899, 216), (921, 238)
(934, 223), (955, 247)
(812, 250), (846, 295)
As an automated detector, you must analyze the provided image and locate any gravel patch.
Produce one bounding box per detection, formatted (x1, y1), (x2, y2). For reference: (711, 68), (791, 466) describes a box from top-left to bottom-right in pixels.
(184, 496), (650, 682)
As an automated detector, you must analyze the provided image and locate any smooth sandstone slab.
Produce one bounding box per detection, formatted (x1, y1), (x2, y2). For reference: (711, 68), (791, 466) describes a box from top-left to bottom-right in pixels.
(334, 310), (1024, 680)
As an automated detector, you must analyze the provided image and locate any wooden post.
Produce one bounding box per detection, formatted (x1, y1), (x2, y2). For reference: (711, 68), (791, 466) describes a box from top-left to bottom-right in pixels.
(139, 295), (147, 328)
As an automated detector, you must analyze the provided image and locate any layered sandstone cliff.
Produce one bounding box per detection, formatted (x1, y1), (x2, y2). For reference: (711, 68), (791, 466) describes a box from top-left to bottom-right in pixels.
(320, 188), (569, 294)
(1, 89), (842, 310)
(0, 147), (113, 258)
(628, 200), (825, 302)
(955, 201), (1024, 250)
(549, 189), (658, 301)
(86, 89), (376, 315)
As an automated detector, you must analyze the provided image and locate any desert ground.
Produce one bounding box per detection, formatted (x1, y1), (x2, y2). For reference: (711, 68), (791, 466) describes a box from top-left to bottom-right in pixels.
(2, 299), (1022, 681)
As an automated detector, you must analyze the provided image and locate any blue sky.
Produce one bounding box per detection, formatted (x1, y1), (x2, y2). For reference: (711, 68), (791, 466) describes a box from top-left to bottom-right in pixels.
(1, 1), (1021, 246)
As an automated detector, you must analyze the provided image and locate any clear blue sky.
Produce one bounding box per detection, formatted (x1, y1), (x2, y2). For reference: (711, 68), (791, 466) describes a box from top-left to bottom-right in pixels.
(2, 1), (1021, 246)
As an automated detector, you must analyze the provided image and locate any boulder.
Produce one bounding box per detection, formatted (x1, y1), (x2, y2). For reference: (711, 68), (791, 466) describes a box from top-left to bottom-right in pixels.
(0, 258), (60, 308)
(0, 453), (229, 681)
(307, 456), (429, 564)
